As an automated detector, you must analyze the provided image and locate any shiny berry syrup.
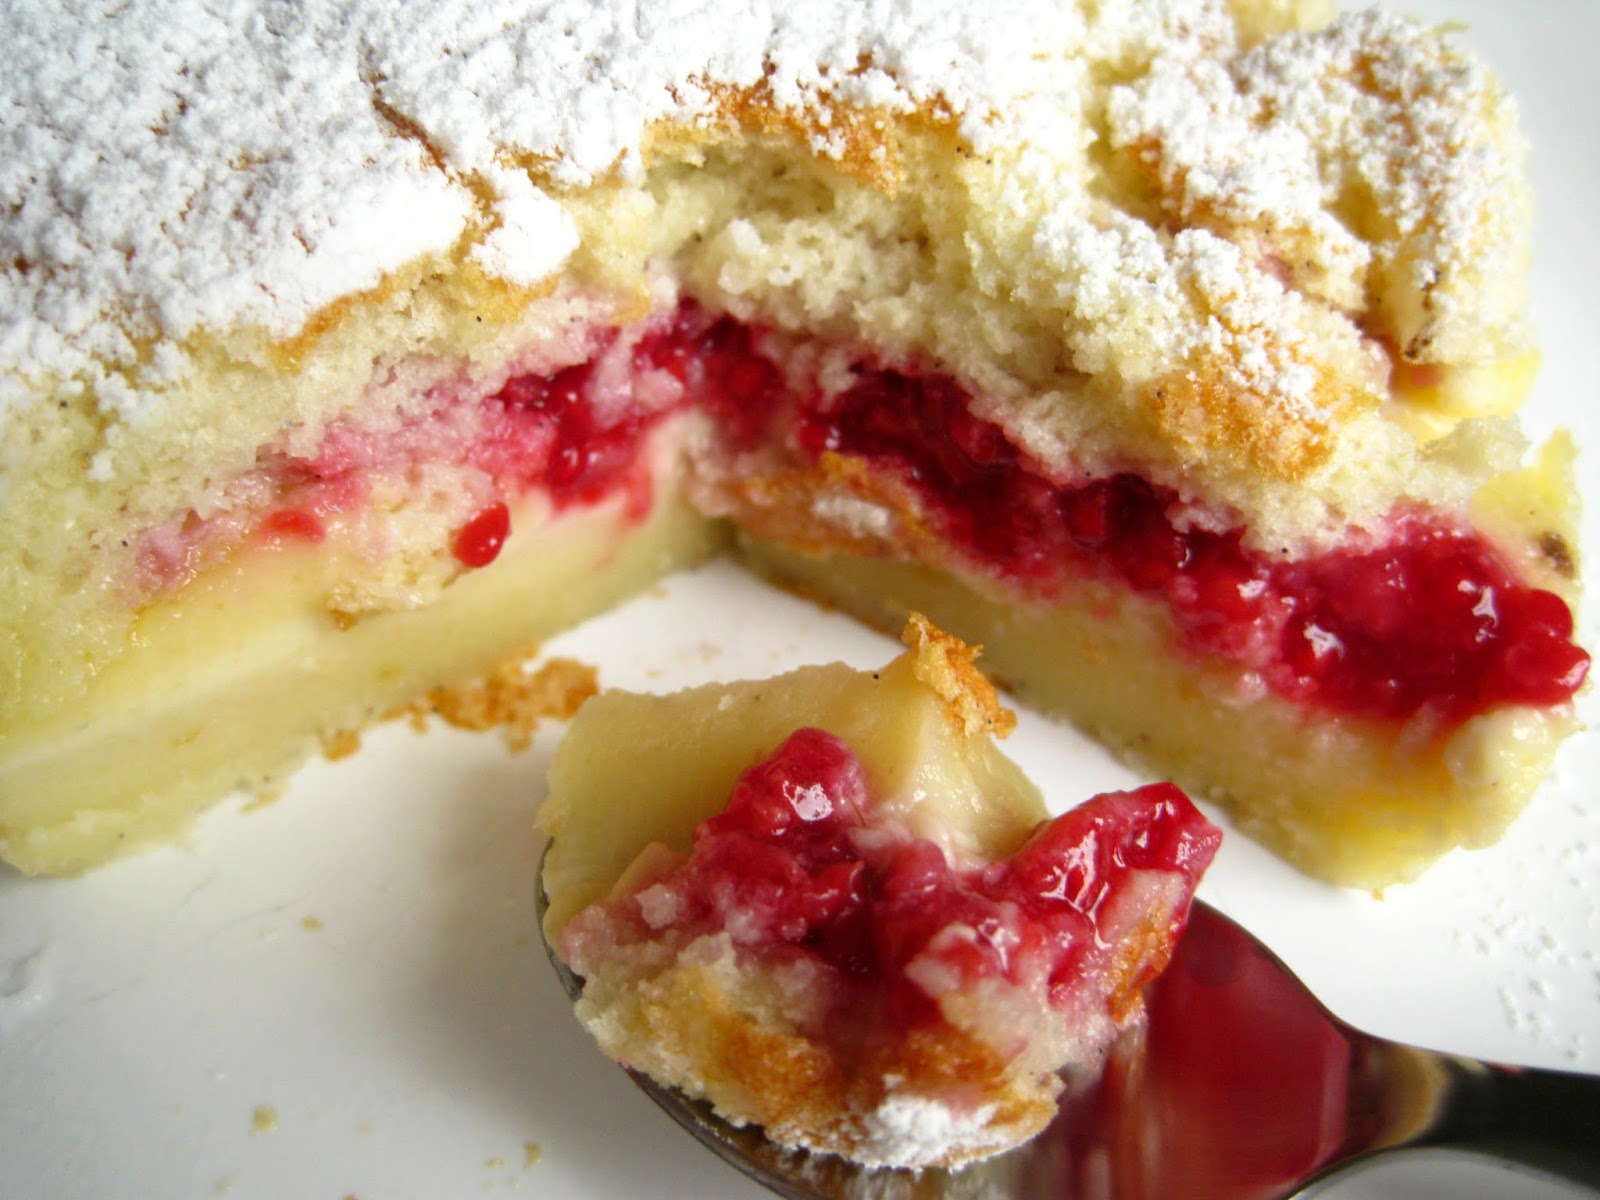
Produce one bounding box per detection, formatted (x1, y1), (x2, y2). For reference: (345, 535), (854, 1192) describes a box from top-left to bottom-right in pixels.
(661, 310), (1589, 724)
(149, 303), (1589, 727)
(584, 727), (1221, 1042)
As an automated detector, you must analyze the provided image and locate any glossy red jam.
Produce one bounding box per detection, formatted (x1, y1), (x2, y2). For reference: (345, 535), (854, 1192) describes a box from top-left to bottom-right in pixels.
(259, 508), (326, 543)
(659, 310), (1589, 724)
(453, 501), (511, 568)
(476, 338), (684, 517)
(591, 727), (1220, 1032)
(135, 304), (1588, 728)
(137, 334), (685, 594)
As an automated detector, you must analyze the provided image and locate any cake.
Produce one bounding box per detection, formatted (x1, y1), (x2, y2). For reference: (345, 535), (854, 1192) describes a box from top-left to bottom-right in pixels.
(0, 0), (1587, 882)
(539, 617), (1222, 1168)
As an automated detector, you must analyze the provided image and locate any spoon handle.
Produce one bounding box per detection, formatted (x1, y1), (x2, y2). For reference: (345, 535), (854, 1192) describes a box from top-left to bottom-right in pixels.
(1427, 1055), (1600, 1186)
(1342, 1038), (1600, 1190)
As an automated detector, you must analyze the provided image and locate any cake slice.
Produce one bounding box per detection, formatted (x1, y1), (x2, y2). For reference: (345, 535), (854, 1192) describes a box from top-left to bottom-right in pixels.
(539, 618), (1221, 1168)
(0, 0), (1586, 882)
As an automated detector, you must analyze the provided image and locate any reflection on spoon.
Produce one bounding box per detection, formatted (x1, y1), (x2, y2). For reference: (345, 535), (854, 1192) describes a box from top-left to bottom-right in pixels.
(536, 845), (1600, 1200)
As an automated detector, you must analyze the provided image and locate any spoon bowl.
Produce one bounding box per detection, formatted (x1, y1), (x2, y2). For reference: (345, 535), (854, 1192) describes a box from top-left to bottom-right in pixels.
(536, 843), (1600, 1199)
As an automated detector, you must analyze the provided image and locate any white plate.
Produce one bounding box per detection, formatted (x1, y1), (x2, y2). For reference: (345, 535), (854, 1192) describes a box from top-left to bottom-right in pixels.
(2, 4), (1596, 1197)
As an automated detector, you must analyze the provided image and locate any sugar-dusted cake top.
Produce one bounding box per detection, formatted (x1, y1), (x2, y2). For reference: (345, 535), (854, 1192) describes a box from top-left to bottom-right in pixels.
(1, 0), (1529, 459)
(0, 0), (1075, 409)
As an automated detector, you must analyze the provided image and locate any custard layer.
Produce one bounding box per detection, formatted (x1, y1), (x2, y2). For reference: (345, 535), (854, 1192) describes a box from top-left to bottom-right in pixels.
(737, 536), (1573, 888)
(0, 495), (722, 875)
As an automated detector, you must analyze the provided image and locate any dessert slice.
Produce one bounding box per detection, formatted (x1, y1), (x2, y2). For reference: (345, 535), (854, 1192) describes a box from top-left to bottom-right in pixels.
(1, 0), (1586, 886)
(660, 13), (1592, 886)
(539, 618), (1221, 1168)
(728, 435), (1585, 887)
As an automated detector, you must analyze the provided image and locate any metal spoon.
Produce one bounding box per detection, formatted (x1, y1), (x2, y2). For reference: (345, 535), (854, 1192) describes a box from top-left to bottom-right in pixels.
(536, 847), (1600, 1199)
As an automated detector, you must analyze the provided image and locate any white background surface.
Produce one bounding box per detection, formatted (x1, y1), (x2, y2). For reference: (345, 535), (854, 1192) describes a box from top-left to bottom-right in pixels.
(2, 3), (1597, 1198)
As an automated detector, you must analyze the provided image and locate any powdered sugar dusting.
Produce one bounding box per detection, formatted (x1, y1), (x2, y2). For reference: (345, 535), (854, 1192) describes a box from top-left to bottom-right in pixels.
(0, 1), (472, 422)
(1108, 8), (1530, 363)
(1453, 837), (1600, 1067)
(471, 169), (580, 287)
(860, 1091), (1001, 1168)
(0, 0), (1087, 421)
(1025, 205), (1362, 438)
(1, 0), (1529, 445)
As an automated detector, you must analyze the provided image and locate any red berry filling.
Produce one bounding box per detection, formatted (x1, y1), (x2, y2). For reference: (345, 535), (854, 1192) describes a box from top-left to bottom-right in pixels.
(658, 309), (1588, 724)
(564, 728), (1221, 1045)
(453, 501), (511, 568)
(475, 334), (687, 517)
(258, 508), (326, 543)
(130, 302), (1587, 730)
(135, 329), (691, 594)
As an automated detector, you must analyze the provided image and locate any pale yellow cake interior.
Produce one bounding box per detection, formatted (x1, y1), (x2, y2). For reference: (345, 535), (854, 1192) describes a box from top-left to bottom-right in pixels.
(0, 491), (721, 875)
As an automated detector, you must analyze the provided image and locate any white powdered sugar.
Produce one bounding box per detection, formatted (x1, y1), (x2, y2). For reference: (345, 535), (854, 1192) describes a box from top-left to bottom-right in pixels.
(0, 0), (1083, 422)
(860, 1091), (1000, 1167)
(1106, 8), (1529, 363)
(634, 882), (686, 931)
(470, 168), (580, 288)
(1027, 207), (1341, 425)
(1, 1), (472, 421)
(0, 0), (1526, 438)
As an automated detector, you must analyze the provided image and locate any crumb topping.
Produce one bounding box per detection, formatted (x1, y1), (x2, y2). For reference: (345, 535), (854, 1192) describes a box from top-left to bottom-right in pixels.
(0, 0), (1080, 417)
(399, 655), (599, 751)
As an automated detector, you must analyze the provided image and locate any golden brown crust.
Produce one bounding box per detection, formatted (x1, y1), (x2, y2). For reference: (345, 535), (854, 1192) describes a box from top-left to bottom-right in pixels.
(1147, 346), (1360, 485)
(319, 728), (365, 762)
(396, 653), (599, 751)
(576, 941), (1055, 1169)
(656, 81), (922, 194)
(901, 612), (1016, 740)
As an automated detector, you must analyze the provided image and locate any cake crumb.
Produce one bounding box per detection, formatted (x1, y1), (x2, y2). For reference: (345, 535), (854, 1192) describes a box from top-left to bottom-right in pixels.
(522, 1142), (543, 1170)
(398, 655), (599, 751)
(901, 613), (1015, 739)
(300, 916), (324, 932)
(320, 729), (363, 761)
(250, 1105), (278, 1135)
(239, 786), (284, 814)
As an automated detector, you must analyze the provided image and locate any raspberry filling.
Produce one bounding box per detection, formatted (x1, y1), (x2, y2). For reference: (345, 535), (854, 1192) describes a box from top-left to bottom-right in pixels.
(134, 331), (690, 592)
(473, 335), (683, 520)
(452, 501), (511, 569)
(665, 310), (1588, 724)
(561, 728), (1221, 1046)
(132, 303), (1587, 727)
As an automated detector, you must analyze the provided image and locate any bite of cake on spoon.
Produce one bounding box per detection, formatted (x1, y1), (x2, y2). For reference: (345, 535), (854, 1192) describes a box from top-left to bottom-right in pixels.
(538, 616), (1221, 1169)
